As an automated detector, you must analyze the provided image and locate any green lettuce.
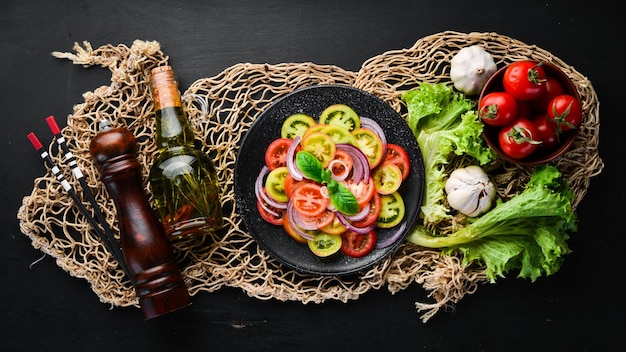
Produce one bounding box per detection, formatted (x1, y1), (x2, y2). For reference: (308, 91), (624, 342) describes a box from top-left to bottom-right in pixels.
(402, 83), (495, 224)
(407, 165), (576, 282)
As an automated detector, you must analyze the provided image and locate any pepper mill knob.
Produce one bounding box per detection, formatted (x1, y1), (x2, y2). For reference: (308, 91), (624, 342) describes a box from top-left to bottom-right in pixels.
(89, 120), (191, 319)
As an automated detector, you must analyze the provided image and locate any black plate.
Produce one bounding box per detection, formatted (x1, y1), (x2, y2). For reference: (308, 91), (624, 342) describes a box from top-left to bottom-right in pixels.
(234, 85), (424, 276)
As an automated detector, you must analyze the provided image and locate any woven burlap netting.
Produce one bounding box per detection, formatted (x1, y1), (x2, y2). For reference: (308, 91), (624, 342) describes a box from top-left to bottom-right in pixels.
(17, 31), (603, 322)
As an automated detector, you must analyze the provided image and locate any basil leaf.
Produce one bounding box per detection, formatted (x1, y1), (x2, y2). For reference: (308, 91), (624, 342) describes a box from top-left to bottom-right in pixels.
(295, 151), (323, 182)
(330, 183), (359, 215)
(321, 169), (332, 184)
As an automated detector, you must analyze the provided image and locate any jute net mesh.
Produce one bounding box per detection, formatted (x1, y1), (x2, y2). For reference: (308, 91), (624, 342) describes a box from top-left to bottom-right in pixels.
(17, 31), (603, 322)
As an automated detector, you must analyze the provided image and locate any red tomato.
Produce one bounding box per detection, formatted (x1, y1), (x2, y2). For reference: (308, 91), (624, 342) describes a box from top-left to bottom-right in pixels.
(478, 92), (518, 126)
(532, 114), (560, 151)
(352, 192), (381, 228)
(265, 138), (296, 170)
(547, 94), (582, 133)
(257, 197), (284, 225)
(345, 179), (376, 208)
(503, 61), (547, 101)
(531, 76), (565, 112)
(291, 183), (329, 217)
(498, 118), (542, 159)
(340, 229), (377, 258)
(384, 144), (411, 181)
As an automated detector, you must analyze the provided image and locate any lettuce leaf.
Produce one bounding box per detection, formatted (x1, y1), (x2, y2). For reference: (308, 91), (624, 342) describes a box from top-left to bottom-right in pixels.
(407, 165), (576, 282)
(402, 83), (495, 224)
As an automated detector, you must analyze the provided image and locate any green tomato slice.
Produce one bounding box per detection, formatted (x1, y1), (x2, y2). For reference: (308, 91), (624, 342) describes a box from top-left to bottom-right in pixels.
(319, 104), (360, 131)
(320, 124), (357, 145)
(307, 233), (342, 257)
(264, 166), (290, 203)
(376, 191), (405, 228)
(281, 113), (317, 139)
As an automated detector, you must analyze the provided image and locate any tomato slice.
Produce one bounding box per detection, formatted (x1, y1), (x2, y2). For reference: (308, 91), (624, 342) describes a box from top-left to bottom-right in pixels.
(352, 192), (381, 228)
(344, 179), (376, 208)
(257, 196), (284, 225)
(319, 216), (348, 235)
(281, 113), (317, 139)
(282, 215), (308, 244)
(291, 182), (329, 217)
(308, 233), (342, 257)
(377, 191), (405, 228)
(301, 131), (336, 168)
(372, 162), (403, 195)
(264, 166), (290, 203)
(265, 138), (295, 170)
(341, 229), (377, 258)
(351, 128), (384, 169)
(319, 104), (360, 131)
(284, 173), (305, 198)
(384, 144), (410, 181)
(320, 124), (357, 145)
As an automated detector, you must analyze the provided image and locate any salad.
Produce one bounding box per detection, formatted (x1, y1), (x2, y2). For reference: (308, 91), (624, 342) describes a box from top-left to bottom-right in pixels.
(255, 104), (411, 259)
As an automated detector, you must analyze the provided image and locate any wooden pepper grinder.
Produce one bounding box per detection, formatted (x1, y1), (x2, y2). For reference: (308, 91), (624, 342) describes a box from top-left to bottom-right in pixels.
(89, 119), (191, 319)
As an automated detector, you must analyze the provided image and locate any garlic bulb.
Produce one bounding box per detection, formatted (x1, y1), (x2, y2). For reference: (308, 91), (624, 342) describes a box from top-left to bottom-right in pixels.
(450, 45), (497, 95)
(445, 165), (496, 217)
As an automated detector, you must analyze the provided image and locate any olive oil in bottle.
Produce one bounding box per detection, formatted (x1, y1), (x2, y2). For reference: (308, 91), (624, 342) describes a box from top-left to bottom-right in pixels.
(148, 65), (223, 239)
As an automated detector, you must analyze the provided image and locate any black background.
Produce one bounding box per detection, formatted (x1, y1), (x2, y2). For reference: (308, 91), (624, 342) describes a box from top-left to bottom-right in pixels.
(2, 1), (623, 351)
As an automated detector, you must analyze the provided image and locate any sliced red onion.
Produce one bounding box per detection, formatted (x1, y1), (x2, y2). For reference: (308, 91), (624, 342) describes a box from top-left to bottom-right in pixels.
(336, 144), (370, 182)
(336, 212), (376, 234)
(344, 202), (370, 222)
(285, 201), (315, 241)
(360, 116), (387, 154)
(255, 166), (287, 209)
(286, 135), (304, 181)
(328, 159), (349, 181)
(375, 222), (407, 249)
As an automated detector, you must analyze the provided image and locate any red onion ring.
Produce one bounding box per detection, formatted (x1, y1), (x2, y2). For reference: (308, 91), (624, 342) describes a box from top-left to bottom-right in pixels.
(285, 201), (315, 241)
(336, 212), (376, 234)
(286, 135), (304, 181)
(336, 144), (370, 182)
(344, 202), (370, 222)
(375, 222), (407, 249)
(328, 159), (349, 181)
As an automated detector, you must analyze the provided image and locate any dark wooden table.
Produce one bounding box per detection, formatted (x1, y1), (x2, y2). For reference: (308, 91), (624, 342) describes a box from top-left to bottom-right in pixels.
(2, 1), (622, 351)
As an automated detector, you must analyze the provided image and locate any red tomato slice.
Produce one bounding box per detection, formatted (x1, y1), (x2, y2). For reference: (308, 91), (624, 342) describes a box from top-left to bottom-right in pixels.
(291, 183), (329, 217)
(284, 173), (306, 198)
(257, 197), (284, 225)
(383, 144), (410, 181)
(345, 179), (376, 208)
(352, 192), (381, 228)
(340, 229), (377, 258)
(265, 138), (297, 170)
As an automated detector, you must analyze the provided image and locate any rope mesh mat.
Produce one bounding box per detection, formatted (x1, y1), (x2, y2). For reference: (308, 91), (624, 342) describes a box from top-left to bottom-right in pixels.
(17, 31), (603, 322)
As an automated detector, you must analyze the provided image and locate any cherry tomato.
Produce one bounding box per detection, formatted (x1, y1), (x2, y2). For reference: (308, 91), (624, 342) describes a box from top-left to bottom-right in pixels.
(341, 229), (377, 258)
(503, 61), (547, 101)
(282, 215), (308, 244)
(319, 104), (360, 131)
(532, 113), (560, 151)
(264, 166), (289, 202)
(265, 138), (295, 170)
(352, 192), (381, 228)
(372, 162), (403, 195)
(281, 113), (317, 139)
(257, 194), (284, 225)
(308, 233), (342, 258)
(547, 94), (582, 133)
(497, 118), (542, 159)
(377, 191), (405, 228)
(301, 131), (336, 168)
(351, 127), (384, 168)
(291, 182), (329, 217)
(344, 179), (376, 208)
(531, 76), (565, 112)
(383, 144), (410, 181)
(478, 91), (518, 126)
